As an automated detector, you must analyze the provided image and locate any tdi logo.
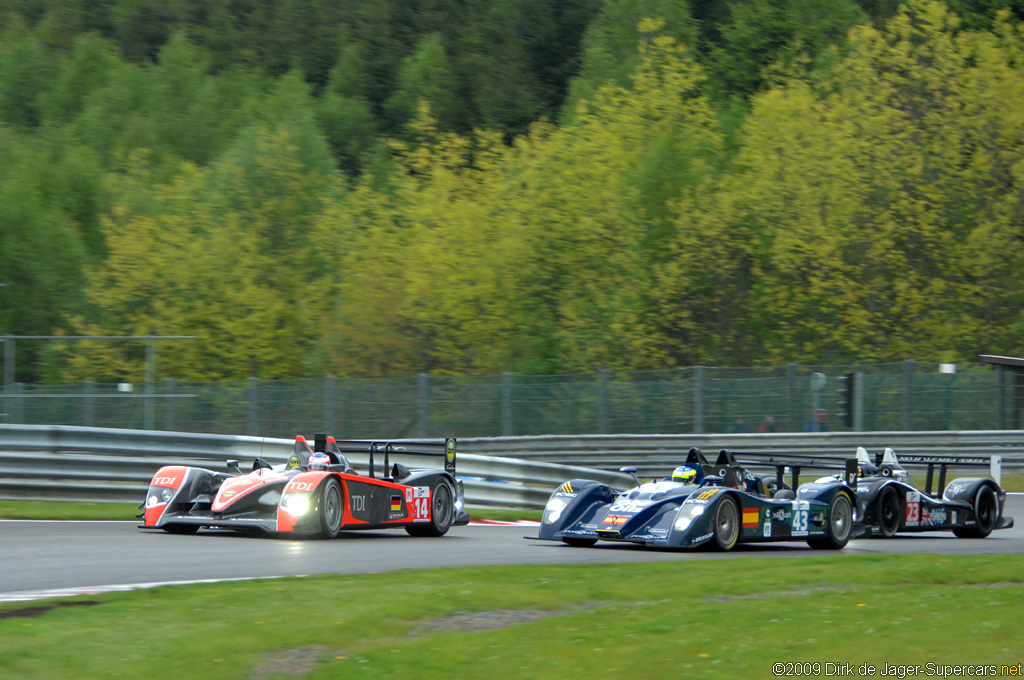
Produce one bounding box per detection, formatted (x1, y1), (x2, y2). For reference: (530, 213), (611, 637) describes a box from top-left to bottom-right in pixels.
(289, 482), (315, 493)
(351, 495), (366, 512)
(153, 477), (178, 487)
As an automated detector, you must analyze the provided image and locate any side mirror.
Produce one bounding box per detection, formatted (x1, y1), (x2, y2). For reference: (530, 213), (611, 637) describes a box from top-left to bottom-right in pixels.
(619, 466), (641, 487)
(226, 460), (241, 474)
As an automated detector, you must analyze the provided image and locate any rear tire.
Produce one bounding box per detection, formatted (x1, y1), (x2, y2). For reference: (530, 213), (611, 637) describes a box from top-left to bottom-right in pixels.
(953, 486), (999, 538)
(711, 496), (740, 551)
(876, 486), (901, 538)
(406, 479), (454, 537)
(808, 492), (853, 550)
(317, 478), (343, 539)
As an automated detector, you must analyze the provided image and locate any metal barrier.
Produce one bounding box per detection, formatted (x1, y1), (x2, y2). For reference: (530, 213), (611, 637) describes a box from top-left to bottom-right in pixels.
(1, 426), (1020, 509)
(0, 425), (632, 509)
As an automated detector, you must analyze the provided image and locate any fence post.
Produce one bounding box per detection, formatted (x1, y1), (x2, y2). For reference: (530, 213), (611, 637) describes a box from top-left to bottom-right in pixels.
(323, 375), (335, 435)
(12, 382), (24, 423)
(501, 372), (513, 436)
(853, 372), (865, 432)
(598, 369), (609, 434)
(144, 339), (155, 430)
(418, 373), (429, 438)
(997, 365), (1005, 430)
(248, 377), (260, 436)
(903, 359), (914, 431)
(164, 378), (176, 431)
(786, 363), (798, 432)
(85, 380), (96, 427)
(694, 366), (705, 434)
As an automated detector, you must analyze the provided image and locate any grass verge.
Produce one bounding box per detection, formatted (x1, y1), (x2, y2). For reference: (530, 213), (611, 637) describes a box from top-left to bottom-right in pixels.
(1, 554), (1021, 680)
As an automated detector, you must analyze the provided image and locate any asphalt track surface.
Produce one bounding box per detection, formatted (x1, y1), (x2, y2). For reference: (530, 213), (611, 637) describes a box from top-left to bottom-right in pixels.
(2, 495), (1022, 603)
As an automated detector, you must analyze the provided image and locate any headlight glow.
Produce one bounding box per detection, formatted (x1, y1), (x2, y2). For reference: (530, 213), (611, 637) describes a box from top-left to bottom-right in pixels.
(674, 516), (692, 532)
(543, 497), (568, 524)
(283, 494), (311, 516)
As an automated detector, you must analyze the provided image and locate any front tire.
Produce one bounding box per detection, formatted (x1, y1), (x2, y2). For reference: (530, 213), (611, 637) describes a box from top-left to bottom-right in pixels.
(808, 492), (853, 550)
(953, 486), (999, 538)
(561, 537), (598, 547)
(162, 523), (200, 535)
(406, 479), (455, 537)
(711, 496), (740, 551)
(316, 478), (343, 539)
(876, 486), (901, 538)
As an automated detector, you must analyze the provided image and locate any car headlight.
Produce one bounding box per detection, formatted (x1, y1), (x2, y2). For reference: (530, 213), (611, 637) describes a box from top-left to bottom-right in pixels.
(161, 488), (174, 502)
(283, 494), (311, 516)
(674, 504), (704, 531)
(543, 497), (569, 524)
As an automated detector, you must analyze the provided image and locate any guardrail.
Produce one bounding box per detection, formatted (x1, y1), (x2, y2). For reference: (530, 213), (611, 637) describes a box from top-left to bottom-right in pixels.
(459, 431), (1024, 480)
(1, 426), (1020, 510)
(0, 425), (633, 509)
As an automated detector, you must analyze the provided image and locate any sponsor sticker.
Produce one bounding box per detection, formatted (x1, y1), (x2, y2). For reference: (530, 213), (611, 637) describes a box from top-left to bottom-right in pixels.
(609, 499), (650, 514)
(905, 491), (921, 526)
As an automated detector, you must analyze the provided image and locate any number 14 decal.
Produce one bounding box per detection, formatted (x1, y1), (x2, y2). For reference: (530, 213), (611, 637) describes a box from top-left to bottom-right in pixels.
(412, 496), (431, 520)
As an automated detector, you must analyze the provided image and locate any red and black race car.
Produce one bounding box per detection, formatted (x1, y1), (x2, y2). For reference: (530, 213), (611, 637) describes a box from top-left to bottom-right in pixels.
(140, 434), (469, 538)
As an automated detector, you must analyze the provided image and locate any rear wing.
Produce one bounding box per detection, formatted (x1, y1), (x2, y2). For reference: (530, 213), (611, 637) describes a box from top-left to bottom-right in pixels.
(710, 448), (859, 490)
(312, 434), (456, 479)
(869, 448), (1002, 495)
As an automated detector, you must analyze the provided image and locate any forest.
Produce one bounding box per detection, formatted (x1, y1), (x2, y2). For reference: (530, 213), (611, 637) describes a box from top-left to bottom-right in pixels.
(1, 0), (1024, 383)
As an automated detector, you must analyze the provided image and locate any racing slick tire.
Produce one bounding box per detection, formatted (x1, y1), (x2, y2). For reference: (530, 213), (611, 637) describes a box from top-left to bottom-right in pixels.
(162, 523), (200, 535)
(876, 485), (901, 538)
(406, 479), (454, 537)
(561, 537), (598, 547)
(807, 492), (854, 550)
(953, 485), (999, 538)
(316, 478), (343, 539)
(711, 495), (740, 551)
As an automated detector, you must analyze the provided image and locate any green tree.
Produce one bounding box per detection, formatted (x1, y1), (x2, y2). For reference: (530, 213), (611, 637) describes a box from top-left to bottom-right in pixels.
(562, 0), (697, 122)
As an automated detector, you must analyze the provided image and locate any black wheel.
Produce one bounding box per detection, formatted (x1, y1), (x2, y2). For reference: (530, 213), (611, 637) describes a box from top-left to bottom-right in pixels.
(162, 523), (200, 535)
(711, 496), (740, 551)
(316, 478), (343, 539)
(561, 537), (598, 547)
(953, 485), (1000, 538)
(406, 479), (455, 537)
(808, 492), (854, 550)
(876, 486), (901, 538)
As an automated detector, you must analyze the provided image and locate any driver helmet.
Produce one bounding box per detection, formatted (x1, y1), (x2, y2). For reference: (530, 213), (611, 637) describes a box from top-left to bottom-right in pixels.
(308, 452), (331, 471)
(672, 465), (698, 485)
(858, 461), (878, 477)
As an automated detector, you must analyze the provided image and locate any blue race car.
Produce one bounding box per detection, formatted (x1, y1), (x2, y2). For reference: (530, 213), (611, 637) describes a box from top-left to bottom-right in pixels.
(534, 448), (863, 550)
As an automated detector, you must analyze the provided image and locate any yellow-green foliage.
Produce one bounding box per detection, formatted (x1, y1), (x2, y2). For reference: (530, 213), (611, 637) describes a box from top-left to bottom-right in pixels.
(58, 4), (1024, 379)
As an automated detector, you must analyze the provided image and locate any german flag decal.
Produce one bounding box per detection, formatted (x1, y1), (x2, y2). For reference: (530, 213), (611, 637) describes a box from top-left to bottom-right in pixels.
(742, 507), (760, 529)
(390, 496), (402, 512)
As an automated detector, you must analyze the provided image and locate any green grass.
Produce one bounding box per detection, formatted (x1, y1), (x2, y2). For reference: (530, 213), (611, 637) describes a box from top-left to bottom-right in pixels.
(1, 555), (1021, 679)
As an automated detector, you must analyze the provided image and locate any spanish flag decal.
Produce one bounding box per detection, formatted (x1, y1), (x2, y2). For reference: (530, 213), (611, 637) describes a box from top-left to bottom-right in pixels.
(742, 507), (760, 529)
(390, 496), (402, 512)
